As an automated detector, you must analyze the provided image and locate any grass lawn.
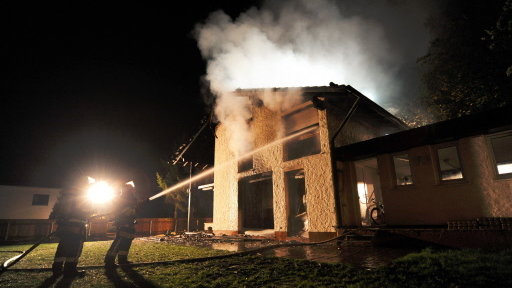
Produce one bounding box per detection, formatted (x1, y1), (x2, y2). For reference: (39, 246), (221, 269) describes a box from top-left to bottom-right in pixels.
(0, 240), (511, 287)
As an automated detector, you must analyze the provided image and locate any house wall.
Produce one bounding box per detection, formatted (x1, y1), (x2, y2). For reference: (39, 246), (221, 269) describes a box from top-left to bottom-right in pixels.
(212, 124), (240, 234)
(0, 186), (61, 219)
(362, 134), (512, 226)
(212, 103), (339, 239)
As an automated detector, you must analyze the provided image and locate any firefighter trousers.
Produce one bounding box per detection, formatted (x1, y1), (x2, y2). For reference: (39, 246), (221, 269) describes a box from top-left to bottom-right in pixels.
(52, 228), (85, 275)
(105, 227), (135, 264)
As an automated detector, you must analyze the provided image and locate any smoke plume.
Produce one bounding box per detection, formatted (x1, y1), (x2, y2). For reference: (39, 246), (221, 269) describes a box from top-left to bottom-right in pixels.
(195, 0), (432, 154)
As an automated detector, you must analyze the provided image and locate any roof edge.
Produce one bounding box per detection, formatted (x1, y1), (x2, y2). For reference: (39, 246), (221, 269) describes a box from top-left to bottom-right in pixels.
(335, 105), (512, 161)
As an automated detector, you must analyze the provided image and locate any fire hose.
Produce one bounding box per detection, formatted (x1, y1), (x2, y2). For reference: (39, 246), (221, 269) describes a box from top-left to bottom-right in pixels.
(2, 231), (356, 273)
(0, 232), (56, 274)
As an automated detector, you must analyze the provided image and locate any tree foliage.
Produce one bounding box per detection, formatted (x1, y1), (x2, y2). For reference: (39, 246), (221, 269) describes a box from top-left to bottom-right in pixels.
(488, 0), (512, 77)
(156, 161), (189, 215)
(419, 0), (512, 120)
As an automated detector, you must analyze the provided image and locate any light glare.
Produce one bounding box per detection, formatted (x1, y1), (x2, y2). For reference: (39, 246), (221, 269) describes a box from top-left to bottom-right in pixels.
(87, 180), (115, 204)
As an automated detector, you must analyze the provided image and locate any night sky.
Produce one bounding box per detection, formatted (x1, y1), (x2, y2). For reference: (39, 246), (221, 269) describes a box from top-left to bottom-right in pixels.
(1, 1), (260, 190)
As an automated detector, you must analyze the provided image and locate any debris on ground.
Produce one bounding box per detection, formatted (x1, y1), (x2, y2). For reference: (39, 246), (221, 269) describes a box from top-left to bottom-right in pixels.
(139, 231), (299, 251)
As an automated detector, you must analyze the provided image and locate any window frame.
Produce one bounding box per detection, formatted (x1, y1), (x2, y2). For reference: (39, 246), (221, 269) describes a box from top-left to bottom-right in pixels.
(391, 152), (414, 187)
(488, 131), (512, 179)
(281, 101), (321, 162)
(433, 142), (465, 183)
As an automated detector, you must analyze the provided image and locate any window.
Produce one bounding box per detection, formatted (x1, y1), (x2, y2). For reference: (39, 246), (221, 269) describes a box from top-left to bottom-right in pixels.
(437, 146), (464, 181)
(32, 194), (50, 206)
(490, 133), (512, 177)
(283, 102), (321, 161)
(393, 154), (413, 185)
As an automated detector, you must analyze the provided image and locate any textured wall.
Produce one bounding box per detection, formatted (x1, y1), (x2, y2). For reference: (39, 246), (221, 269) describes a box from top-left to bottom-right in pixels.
(374, 134), (512, 225)
(212, 124), (240, 231)
(467, 136), (512, 217)
(212, 101), (338, 236)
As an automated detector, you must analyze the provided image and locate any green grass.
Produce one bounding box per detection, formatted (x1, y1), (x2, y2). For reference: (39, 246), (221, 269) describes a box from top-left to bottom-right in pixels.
(360, 248), (512, 288)
(0, 239), (229, 269)
(0, 241), (511, 288)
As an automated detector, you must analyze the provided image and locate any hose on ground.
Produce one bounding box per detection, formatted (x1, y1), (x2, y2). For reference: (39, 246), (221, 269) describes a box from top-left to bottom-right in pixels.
(5, 230), (357, 272)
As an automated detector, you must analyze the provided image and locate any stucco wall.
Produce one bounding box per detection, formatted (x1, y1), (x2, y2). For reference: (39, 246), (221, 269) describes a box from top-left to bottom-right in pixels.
(212, 102), (339, 236)
(0, 186), (61, 219)
(467, 136), (512, 217)
(212, 124), (240, 232)
(375, 135), (512, 225)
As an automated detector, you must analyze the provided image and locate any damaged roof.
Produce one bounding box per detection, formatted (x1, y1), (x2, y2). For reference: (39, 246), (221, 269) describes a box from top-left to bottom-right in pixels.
(235, 84), (407, 130)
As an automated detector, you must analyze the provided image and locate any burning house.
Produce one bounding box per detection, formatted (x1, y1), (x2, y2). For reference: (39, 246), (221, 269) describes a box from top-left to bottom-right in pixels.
(209, 85), (408, 241)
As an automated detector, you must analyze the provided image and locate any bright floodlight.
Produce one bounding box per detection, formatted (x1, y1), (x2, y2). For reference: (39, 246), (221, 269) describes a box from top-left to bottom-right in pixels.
(87, 179), (115, 204)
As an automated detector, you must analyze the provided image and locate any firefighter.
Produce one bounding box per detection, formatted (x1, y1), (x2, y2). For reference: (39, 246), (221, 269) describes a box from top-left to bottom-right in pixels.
(104, 181), (141, 267)
(49, 183), (91, 278)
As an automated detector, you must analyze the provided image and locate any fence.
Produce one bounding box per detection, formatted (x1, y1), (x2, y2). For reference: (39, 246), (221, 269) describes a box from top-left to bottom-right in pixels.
(0, 219), (55, 241)
(0, 217), (213, 242)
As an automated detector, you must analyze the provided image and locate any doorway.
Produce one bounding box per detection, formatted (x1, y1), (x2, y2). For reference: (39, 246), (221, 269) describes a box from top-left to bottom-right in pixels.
(354, 158), (383, 226)
(285, 169), (307, 237)
(238, 173), (274, 229)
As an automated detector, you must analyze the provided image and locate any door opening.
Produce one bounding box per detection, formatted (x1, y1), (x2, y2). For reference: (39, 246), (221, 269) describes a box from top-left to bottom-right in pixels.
(285, 169), (307, 237)
(238, 173), (274, 230)
(354, 158), (383, 226)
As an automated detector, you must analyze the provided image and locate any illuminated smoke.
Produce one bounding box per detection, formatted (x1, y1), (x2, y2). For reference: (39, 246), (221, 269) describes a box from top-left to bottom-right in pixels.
(195, 0), (431, 154)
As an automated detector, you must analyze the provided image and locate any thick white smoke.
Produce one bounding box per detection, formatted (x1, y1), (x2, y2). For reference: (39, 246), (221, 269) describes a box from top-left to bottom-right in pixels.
(195, 0), (431, 154)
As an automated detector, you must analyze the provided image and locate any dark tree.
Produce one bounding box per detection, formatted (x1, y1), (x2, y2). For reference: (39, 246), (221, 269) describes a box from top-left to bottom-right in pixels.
(156, 161), (189, 232)
(488, 0), (512, 77)
(419, 0), (512, 120)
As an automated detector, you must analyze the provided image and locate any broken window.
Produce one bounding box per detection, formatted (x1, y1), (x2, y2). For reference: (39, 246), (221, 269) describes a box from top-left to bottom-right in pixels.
(283, 102), (321, 161)
(393, 154), (413, 186)
(437, 146), (464, 181)
(489, 133), (512, 177)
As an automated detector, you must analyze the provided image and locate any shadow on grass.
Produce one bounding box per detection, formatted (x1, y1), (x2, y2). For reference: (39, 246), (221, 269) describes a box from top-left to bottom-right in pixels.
(37, 274), (78, 288)
(36, 274), (60, 288)
(105, 265), (159, 288)
(105, 267), (135, 288)
(120, 265), (159, 288)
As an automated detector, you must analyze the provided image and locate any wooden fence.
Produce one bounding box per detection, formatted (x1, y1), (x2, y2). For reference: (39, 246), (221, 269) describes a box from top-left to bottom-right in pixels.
(0, 217), (213, 242)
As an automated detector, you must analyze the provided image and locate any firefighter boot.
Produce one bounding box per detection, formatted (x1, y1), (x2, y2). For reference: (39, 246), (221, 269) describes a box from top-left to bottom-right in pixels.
(104, 258), (116, 269)
(63, 263), (86, 278)
(117, 255), (132, 265)
(63, 270), (86, 278)
(51, 262), (63, 276)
